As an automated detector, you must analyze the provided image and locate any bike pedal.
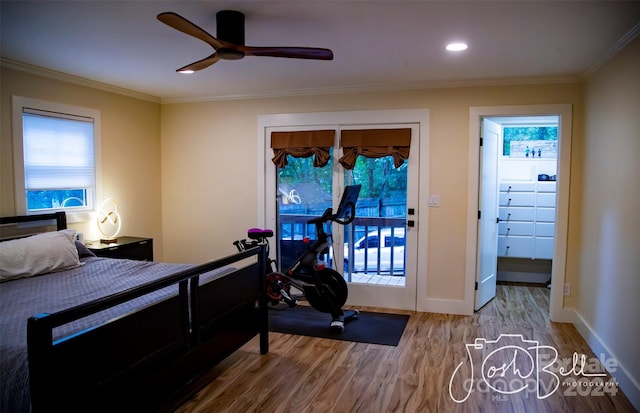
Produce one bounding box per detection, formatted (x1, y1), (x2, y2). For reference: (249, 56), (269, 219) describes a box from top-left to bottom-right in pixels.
(330, 320), (345, 333)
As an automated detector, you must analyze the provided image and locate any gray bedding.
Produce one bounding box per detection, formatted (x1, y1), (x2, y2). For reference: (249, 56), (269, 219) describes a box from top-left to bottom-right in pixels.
(0, 256), (232, 413)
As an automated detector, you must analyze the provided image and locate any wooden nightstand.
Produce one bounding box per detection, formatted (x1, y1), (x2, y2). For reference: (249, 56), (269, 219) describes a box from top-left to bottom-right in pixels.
(86, 237), (153, 261)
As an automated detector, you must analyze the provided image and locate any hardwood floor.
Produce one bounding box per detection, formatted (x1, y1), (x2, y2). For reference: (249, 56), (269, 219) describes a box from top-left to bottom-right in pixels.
(173, 285), (636, 413)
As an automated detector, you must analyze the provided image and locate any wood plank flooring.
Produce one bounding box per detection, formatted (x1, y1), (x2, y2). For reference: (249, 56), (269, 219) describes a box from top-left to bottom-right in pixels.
(172, 285), (636, 413)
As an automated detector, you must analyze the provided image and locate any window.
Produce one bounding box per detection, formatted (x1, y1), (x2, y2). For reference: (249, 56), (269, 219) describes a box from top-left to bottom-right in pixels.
(12, 96), (101, 218)
(502, 126), (558, 158)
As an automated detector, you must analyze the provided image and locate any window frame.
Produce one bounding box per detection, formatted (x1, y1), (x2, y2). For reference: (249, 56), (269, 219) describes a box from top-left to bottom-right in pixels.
(11, 96), (102, 222)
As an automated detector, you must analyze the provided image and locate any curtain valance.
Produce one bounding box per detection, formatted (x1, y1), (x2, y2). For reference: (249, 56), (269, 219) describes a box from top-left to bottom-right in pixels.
(339, 128), (411, 169)
(271, 130), (335, 167)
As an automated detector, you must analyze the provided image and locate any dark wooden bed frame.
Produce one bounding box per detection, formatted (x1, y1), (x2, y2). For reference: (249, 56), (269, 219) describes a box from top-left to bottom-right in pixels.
(1, 212), (268, 413)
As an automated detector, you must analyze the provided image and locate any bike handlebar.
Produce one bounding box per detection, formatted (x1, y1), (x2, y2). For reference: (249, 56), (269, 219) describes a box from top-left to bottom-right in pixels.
(307, 201), (356, 227)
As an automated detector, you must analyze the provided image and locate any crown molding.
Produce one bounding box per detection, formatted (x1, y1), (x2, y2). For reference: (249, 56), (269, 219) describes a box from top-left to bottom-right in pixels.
(160, 75), (582, 104)
(583, 21), (640, 79)
(0, 58), (161, 104)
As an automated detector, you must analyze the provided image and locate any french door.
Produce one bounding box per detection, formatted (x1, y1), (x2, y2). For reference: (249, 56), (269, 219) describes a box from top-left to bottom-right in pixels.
(262, 118), (420, 311)
(339, 125), (419, 310)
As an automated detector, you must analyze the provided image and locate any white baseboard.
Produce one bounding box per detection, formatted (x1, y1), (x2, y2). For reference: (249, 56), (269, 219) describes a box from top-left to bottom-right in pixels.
(551, 307), (575, 323)
(570, 309), (640, 411)
(417, 298), (473, 315)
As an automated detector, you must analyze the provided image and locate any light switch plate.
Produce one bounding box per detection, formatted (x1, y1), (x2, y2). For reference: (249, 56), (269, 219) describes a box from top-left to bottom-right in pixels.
(429, 195), (440, 207)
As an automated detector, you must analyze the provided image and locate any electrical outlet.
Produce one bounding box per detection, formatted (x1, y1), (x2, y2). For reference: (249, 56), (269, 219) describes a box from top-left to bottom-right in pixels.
(564, 283), (571, 296)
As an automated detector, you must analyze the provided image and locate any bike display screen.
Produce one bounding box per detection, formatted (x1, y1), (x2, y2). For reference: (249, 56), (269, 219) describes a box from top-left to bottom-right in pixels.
(335, 184), (362, 221)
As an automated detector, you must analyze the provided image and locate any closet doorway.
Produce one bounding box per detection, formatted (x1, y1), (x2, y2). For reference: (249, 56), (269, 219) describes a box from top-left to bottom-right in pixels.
(468, 105), (573, 322)
(492, 116), (558, 285)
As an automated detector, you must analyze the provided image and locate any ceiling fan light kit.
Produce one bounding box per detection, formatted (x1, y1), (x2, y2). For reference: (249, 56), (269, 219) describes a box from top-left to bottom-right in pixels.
(446, 42), (468, 52)
(157, 10), (333, 73)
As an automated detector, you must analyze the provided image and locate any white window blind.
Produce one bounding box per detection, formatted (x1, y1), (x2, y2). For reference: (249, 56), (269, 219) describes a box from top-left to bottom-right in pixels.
(22, 109), (95, 190)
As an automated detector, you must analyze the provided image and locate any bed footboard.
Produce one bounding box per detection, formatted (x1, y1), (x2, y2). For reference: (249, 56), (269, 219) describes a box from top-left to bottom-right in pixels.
(26, 246), (268, 413)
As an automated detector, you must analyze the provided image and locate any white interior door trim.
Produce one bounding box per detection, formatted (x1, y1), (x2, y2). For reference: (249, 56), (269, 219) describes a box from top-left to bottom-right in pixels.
(466, 104), (573, 322)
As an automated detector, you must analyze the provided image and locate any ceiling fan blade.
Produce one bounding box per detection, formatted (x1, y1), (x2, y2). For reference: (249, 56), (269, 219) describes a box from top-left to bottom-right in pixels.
(240, 46), (333, 60)
(159, 11), (333, 72)
(176, 53), (221, 73)
(157, 12), (233, 50)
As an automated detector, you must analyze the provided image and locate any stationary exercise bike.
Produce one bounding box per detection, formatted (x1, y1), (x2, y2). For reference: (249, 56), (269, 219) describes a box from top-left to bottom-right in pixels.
(234, 185), (361, 332)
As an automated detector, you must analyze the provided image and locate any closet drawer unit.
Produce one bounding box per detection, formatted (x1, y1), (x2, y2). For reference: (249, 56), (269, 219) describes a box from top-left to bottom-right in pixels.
(498, 236), (534, 258)
(535, 222), (555, 237)
(537, 182), (557, 193)
(499, 182), (536, 192)
(499, 193), (535, 207)
(536, 207), (556, 222)
(499, 207), (535, 222)
(535, 238), (555, 259)
(499, 222), (534, 236)
(536, 192), (556, 207)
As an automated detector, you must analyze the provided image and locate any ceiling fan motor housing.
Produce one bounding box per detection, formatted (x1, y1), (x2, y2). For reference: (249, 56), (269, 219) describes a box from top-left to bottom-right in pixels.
(216, 10), (245, 44)
(217, 10), (245, 59)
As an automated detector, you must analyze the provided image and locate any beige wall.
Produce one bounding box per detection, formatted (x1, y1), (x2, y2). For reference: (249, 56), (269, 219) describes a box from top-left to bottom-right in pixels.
(579, 36), (639, 405)
(0, 67), (164, 258)
(160, 83), (584, 305)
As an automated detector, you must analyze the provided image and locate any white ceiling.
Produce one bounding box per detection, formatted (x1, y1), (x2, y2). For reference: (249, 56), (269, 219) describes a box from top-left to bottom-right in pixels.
(1, 1), (639, 103)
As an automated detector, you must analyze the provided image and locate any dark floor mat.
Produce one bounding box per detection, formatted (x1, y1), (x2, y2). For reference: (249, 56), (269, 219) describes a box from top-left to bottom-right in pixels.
(268, 305), (409, 346)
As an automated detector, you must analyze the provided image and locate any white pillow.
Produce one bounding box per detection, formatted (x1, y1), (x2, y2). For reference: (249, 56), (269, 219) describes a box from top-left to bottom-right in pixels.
(0, 229), (82, 282)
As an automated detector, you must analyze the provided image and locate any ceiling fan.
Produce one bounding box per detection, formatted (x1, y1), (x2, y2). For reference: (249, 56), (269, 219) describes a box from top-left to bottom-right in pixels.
(157, 10), (334, 73)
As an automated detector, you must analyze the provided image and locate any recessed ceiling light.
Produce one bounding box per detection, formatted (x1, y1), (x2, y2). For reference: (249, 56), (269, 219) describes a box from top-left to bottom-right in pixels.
(446, 42), (468, 52)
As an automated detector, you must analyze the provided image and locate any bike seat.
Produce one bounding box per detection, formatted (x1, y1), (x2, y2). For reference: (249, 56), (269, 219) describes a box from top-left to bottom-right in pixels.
(247, 228), (274, 239)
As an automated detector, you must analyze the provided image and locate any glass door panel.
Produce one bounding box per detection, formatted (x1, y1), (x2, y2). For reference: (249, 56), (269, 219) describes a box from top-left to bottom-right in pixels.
(344, 156), (407, 285)
(276, 153), (333, 271)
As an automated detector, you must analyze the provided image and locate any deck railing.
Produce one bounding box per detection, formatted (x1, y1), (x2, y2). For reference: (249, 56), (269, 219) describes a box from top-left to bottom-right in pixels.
(278, 214), (406, 277)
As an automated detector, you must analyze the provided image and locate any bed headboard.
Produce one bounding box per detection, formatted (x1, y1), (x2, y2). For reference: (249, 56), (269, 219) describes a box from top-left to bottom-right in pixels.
(0, 212), (67, 240)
